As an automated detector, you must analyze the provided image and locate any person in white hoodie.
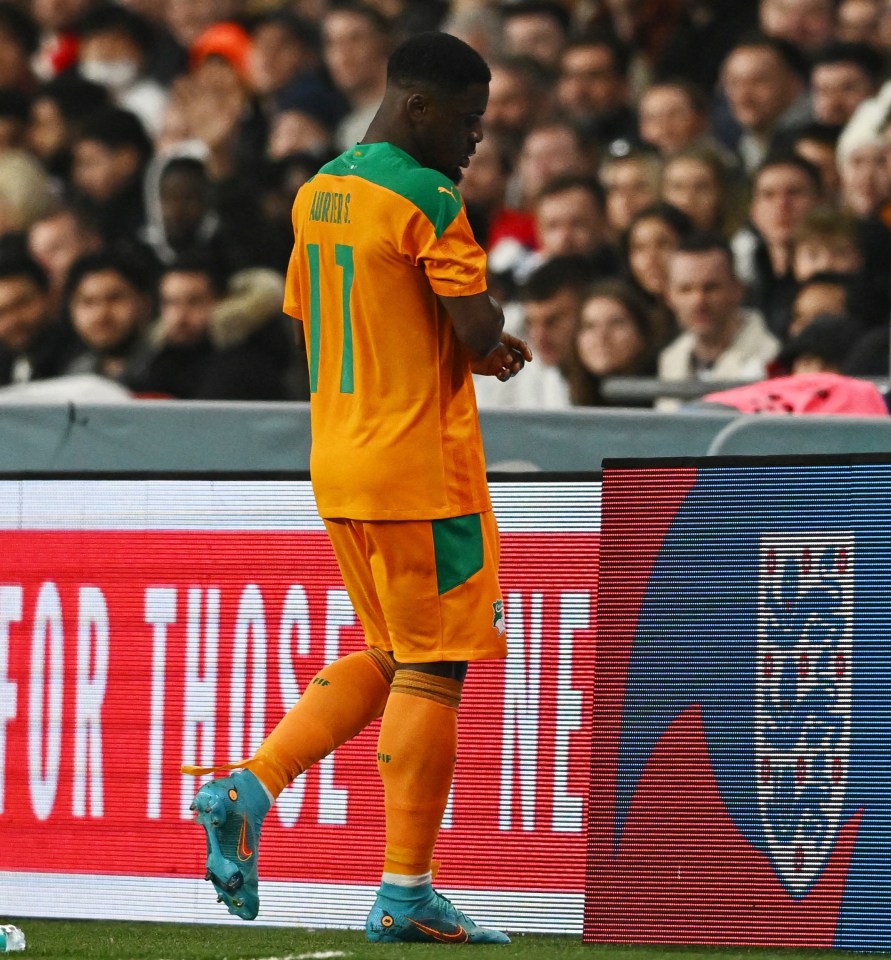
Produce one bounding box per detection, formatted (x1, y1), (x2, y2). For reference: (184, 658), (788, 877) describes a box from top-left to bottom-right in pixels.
(658, 234), (779, 409)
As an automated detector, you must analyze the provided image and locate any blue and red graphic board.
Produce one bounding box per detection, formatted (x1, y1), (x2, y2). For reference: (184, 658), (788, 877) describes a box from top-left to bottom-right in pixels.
(584, 458), (890, 950)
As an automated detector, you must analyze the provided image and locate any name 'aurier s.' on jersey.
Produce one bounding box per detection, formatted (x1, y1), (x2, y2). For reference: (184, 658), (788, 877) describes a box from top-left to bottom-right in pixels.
(283, 141), (492, 522)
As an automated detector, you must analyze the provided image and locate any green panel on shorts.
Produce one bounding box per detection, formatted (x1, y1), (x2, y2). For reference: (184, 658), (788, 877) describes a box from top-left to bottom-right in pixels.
(432, 514), (484, 595)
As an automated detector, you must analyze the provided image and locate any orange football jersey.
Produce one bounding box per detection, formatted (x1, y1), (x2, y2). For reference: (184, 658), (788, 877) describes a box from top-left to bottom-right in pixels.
(283, 142), (492, 521)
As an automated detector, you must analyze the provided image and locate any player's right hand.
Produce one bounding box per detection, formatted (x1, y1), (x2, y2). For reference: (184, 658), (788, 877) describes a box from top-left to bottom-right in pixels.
(472, 333), (533, 381)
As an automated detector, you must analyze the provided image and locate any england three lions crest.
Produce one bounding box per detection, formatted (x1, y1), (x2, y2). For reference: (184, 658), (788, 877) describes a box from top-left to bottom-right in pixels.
(757, 534), (853, 898)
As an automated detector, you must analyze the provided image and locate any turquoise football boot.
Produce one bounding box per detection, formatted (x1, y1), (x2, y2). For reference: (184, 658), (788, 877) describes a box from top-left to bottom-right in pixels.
(366, 881), (510, 944)
(190, 769), (270, 920)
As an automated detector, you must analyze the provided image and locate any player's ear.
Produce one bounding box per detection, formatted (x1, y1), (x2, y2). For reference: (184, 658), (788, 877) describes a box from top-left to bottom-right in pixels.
(405, 92), (430, 123)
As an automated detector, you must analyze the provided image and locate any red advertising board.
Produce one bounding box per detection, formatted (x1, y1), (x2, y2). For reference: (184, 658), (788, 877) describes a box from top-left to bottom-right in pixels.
(0, 478), (599, 933)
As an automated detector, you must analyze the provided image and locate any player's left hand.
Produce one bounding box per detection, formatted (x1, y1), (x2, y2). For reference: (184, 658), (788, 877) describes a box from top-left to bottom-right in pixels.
(472, 333), (533, 381)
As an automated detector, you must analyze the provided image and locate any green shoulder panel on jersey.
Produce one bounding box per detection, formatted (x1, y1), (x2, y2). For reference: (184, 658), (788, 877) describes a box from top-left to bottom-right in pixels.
(318, 143), (463, 239)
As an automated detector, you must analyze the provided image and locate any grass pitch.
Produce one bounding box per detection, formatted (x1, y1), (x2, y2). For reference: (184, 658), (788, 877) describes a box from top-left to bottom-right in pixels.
(7, 919), (891, 960)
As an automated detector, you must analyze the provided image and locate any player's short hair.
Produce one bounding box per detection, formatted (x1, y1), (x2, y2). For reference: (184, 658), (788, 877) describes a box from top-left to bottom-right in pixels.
(387, 30), (491, 94)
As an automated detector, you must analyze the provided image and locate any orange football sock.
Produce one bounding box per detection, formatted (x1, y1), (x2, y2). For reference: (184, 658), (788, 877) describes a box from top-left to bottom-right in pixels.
(377, 670), (463, 877)
(246, 648), (395, 798)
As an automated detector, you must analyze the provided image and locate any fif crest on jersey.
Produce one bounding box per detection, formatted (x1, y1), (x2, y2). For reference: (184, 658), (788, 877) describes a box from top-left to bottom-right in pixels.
(756, 534), (853, 898)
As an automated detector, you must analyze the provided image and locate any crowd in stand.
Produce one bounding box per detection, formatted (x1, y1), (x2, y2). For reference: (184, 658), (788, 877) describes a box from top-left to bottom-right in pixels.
(1, 0), (891, 406)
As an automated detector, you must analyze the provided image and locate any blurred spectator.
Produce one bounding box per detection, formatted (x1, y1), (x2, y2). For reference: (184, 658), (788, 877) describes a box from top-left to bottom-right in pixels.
(474, 254), (593, 409)
(659, 234), (779, 402)
(489, 119), (590, 279)
(438, 3), (502, 62)
(27, 73), (110, 181)
(721, 35), (810, 174)
(458, 132), (513, 249)
(509, 118), (591, 210)
(732, 152), (821, 337)
(74, 4), (168, 137)
(64, 248), (154, 382)
(0, 1), (39, 92)
(266, 100), (336, 161)
(322, 1), (392, 151)
(836, 0), (882, 45)
(759, 0), (834, 54)
(791, 206), (865, 281)
(638, 80), (711, 157)
(660, 145), (737, 234)
(0, 251), (82, 385)
(115, 0), (186, 87)
(0, 149), (56, 236)
(69, 105), (154, 247)
(837, 93), (891, 218)
(485, 55), (553, 152)
(556, 31), (638, 154)
(163, 0), (243, 52)
(568, 278), (659, 406)
(700, 369), (889, 413)
(843, 322), (891, 375)
(27, 202), (104, 317)
(384, 0), (447, 35)
(31, 0), (103, 80)
(775, 312), (863, 373)
(624, 200), (695, 343)
(248, 10), (347, 131)
(519, 253), (589, 372)
(141, 145), (274, 273)
(809, 42), (883, 129)
(656, 0), (759, 92)
(127, 256), (297, 400)
(605, 0), (689, 72)
(500, 0), (571, 71)
(176, 20), (268, 179)
(257, 150), (332, 271)
(781, 120), (842, 198)
(788, 271), (856, 336)
(529, 173), (619, 279)
(600, 148), (662, 237)
(0, 89), (32, 150)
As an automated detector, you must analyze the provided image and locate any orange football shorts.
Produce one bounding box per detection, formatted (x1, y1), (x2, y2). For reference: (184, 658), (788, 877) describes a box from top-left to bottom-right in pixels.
(323, 510), (507, 663)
